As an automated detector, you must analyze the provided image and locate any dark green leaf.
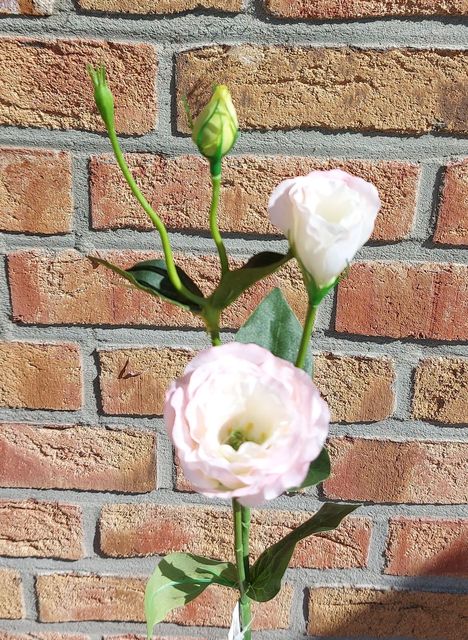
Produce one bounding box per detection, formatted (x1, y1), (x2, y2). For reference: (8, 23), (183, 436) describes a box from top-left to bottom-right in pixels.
(209, 252), (291, 311)
(90, 257), (204, 312)
(144, 552), (237, 638)
(247, 503), (358, 602)
(236, 287), (312, 374)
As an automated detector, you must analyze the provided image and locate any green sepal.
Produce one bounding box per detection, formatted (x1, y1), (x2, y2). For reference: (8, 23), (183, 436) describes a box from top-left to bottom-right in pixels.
(288, 447), (331, 492)
(247, 503), (359, 603)
(89, 257), (204, 313)
(144, 552), (237, 638)
(236, 286), (312, 374)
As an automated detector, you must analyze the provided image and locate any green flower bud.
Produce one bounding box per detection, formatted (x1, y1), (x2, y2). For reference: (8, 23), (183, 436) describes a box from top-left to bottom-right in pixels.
(87, 64), (115, 131)
(192, 85), (238, 174)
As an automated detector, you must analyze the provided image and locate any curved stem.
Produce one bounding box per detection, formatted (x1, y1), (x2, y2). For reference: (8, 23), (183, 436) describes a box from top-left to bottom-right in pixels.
(106, 126), (204, 307)
(233, 499), (252, 640)
(295, 303), (318, 371)
(209, 174), (229, 275)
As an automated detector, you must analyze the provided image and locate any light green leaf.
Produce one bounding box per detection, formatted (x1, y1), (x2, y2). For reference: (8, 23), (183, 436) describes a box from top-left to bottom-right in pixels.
(144, 552), (237, 638)
(247, 503), (358, 602)
(236, 287), (312, 374)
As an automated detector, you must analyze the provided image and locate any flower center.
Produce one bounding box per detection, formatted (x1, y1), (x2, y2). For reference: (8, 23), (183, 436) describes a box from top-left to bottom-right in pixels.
(222, 421), (269, 451)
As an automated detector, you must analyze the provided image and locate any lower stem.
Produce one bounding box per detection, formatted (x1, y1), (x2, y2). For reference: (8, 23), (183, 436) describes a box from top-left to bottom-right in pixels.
(295, 302), (318, 371)
(233, 499), (252, 639)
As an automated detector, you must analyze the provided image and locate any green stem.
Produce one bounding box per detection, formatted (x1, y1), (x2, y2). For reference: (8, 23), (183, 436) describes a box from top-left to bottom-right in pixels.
(209, 173), (229, 275)
(295, 303), (318, 370)
(233, 499), (252, 640)
(106, 126), (204, 307)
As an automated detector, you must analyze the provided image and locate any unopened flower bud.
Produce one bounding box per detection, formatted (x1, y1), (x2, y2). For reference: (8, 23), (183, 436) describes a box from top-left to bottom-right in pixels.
(192, 85), (238, 175)
(87, 64), (115, 131)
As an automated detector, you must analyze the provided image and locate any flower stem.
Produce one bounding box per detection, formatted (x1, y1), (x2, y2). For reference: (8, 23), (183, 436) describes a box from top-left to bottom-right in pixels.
(233, 499), (252, 639)
(209, 173), (229, 276)
(295, 303), (318, 371)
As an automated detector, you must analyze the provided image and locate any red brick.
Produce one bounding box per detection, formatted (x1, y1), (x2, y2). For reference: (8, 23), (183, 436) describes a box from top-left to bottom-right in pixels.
(335, 262), (468, 341)
(0, 500), (83, 560)
(308, 587), (468, 639)
(0, 1), (55, 14)
(99, 503), (371, 569)
(106, 636), (203, 640)
(324, 437), (468, 504)
(90, 154), (419, 241)
(36, 573), (291, 628)
(0, 38), (156, 134)
(0, 148), (73, 234)
(177, 47), (468, 135)
(0, 570), (23, 619)
(0, 342), (82, 410)
(78, 0), (242, 13)
(434, 159), (468, 246)
(266, 0), (468, 19)
(385, 517), (468, 577)
(412, 357), (468, 425)
(0, 423), (155, 493)
(8, 250), (306, 329)
(0, 634), (87, 640)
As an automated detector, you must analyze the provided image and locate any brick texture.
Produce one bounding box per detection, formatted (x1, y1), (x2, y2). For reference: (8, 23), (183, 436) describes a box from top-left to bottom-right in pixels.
(0, 634), (88, 640)
(0, 500), (83, 559)
(177, 47), (468, 135)
(36, 573), (291, 628)
(324, 437), (468, 504)
(314, 354), (395, 422)
(266, 0), (468, 19)
(99, 504), (371, 569)
(0, 570), (23, 619)
(385, 517), (468, 577)
(0, 1), (55, 14)
(335, 262), (468, 341)
(307, 587), (468, 639)
(434, 160), (468, 246)
(0, 423), (155, 493)
(0, 148), (73, 234)
(78, 0), (242, 13)
(412, 357), (468, 424)
(90, 154), (419, 241)
(0, 342), (82, 410)
(0, 38), (156, 134)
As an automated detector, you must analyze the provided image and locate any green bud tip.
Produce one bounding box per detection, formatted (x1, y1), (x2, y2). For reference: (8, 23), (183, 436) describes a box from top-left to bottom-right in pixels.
(86, 63), (115, 130)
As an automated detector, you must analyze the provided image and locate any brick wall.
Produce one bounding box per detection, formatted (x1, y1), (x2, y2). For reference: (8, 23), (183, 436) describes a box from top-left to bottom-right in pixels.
(0, 2), (467, 640)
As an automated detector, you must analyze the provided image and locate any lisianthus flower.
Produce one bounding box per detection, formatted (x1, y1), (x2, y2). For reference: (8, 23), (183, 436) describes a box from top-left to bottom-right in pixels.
(268, 169), (381, 288)
(165, 342), (329, 507)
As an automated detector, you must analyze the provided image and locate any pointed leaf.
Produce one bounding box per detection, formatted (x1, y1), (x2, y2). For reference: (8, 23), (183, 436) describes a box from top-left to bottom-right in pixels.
(237, 287), (312, 373)
(145, 552), (237, 638)
(247, 503), (358, 602)
(290, 447), (331, 491)
(90, 257), (204, 312)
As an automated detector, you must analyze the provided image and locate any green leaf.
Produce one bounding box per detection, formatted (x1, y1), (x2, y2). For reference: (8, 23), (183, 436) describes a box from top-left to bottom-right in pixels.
(144, 552), (237, 638)
(209, 252), (291, 311)
(247, 503), (358, 603)
(90, 257), (204, 312)
(236, 287), (312, 374)
(295, 447), (331, 490)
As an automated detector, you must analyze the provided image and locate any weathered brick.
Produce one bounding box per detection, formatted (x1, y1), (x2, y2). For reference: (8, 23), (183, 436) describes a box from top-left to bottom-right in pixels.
(8, 250), (306, 329)
(266, 0), (468, 19)
(314, 354), (395, 423)
(36, 573), (291, 628)
(335, 262), (468, 341)
(0, 38), (156, 134)
(412, 358), (468, 425)
(308, 587), (468, 639)
(0, 1), (56, 14)
(0, 148), (73, 234)
(106, 636), (204, 640)
(0, 570), (23, 619)
(98, 348), (192, 416)
(90, 154), (419, 241)
(434, 159), (468, 246)
(0, 634), (88, 640)
(0, 423), (155, 493)
(385, 517), (468, 577)
(177, 47), (467, 135)
(0, 500), (83, 560)
(324, 437), (468, 504)
(99, 504), (371, 569)
(0, 342), (82, 410)
(78, 0), (242, 13)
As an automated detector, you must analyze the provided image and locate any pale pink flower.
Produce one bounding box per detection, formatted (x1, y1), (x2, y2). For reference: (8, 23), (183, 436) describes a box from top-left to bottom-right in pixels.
(165, 342), (329, 507)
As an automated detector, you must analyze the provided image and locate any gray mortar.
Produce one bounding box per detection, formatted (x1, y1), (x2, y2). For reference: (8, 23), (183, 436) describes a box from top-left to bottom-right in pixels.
(0, 0), (467, 639)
